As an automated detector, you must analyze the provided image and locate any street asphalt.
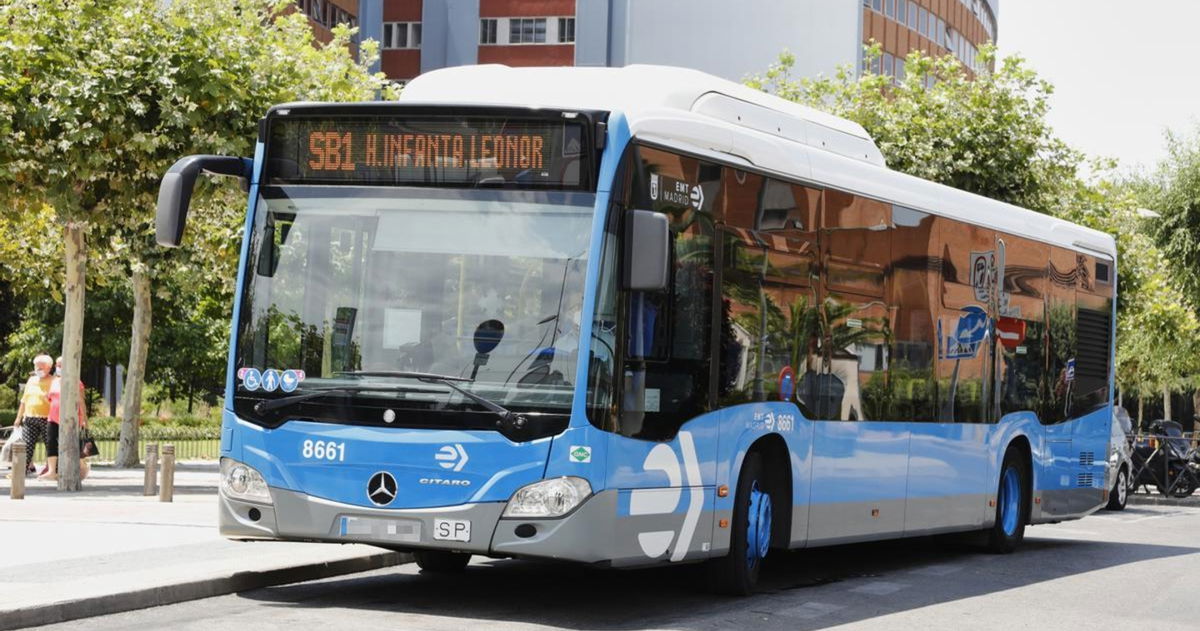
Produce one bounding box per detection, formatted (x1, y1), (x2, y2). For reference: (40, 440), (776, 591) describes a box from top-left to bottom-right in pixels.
(30, 502), (1200, 631)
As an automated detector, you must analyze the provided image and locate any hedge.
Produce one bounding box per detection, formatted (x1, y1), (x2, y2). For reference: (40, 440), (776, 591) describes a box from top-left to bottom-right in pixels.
(87, 424), (220, 441)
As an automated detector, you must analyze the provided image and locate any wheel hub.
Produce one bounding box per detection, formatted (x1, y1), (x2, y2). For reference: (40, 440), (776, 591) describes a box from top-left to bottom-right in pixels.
(1000, 466), (1020, 536)
(746, 481), (772, 568)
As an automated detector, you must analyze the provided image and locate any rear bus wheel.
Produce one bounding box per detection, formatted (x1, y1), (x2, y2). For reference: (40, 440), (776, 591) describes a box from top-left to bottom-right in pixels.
(987, 450), (1028, 553)
(708, 452), (772, 595)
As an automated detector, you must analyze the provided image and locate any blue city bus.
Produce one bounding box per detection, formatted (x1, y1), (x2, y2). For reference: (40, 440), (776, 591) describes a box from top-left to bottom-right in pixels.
(156, 65), (1117, 594)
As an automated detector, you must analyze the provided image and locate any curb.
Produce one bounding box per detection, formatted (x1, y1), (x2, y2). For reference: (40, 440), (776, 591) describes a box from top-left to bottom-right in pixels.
(1, 551), (410, 631)
(1127, 494), (1200, 508)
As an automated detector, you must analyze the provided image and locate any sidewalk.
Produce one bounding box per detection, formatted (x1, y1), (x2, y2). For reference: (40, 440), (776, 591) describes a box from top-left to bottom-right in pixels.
(0, 463), (407, 630)
(1127, 490), (1200, 508)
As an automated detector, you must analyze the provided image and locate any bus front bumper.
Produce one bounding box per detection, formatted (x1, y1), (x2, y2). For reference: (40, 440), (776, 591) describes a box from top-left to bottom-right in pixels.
(219, 486), (621, 564)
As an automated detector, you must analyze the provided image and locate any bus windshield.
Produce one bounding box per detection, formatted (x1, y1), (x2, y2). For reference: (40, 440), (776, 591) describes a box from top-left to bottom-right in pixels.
(233, 186), (596, 427)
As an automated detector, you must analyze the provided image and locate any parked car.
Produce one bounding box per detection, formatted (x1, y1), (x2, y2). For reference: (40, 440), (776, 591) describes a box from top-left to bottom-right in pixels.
(1106, 407), (1134, 510)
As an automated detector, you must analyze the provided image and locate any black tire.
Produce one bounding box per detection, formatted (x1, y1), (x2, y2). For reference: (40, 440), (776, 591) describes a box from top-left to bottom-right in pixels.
(986, 449), (1028, 554)
(707, 452), (773, 596)
(1105, 466), (1129, 511)
(413, 550), (471, 573)
(1156, 476), (1197, 498)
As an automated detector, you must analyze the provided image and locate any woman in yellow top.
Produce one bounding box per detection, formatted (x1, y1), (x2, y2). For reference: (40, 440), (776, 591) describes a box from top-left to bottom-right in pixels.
(13, 355), (54, 475)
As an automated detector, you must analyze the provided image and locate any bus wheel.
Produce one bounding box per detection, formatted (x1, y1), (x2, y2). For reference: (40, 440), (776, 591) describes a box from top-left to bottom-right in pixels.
(987, 450), (1028, 553)
(1105, 467), (1128, 511)
(414, 550), (471, 573)
(708, 452), (771, 595)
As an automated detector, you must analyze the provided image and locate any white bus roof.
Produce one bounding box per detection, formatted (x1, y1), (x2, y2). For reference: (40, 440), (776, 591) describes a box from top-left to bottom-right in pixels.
(398, 64), (1115, 258)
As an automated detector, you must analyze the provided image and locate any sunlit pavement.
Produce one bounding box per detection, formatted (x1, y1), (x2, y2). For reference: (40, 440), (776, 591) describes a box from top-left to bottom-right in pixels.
(0, 464), (401, 630)
(35, 504), (1200, 631)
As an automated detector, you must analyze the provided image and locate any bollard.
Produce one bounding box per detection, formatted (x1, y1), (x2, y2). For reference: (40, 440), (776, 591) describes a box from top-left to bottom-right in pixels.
(144, 443), (159, 496)
(159, 444), (175, 503)
(10, 442), (25, 500)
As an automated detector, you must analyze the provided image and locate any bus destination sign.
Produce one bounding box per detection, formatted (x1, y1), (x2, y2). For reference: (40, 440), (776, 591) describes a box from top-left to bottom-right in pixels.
(267, 116), (588, 189)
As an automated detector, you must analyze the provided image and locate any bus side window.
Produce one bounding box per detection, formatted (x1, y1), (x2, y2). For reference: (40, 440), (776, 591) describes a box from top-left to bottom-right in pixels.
(996, 234), (1049, 419)
(818, 190), (891, 421)
(718, 175), (821, 412)
(618, 145), (719, 440)
(888, 206), (937, 422)
(1042, 247), (1078, 424)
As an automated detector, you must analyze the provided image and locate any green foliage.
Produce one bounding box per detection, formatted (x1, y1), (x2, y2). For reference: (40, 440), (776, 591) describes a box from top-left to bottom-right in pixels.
(0, 0), (396, 411)
(1141, 126), (1200, 309)
(746, 44), (1084, 214)
(86, 416), (219, 441)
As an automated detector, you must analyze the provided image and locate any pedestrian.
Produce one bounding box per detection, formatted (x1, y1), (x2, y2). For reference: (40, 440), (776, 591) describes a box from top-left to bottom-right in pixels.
(10, 354), (54, 477)
(42, 356), (90, 481)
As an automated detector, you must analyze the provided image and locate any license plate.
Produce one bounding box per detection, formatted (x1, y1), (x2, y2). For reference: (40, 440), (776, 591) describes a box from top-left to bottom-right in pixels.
(433, 518), (471, 542)
(340, 516), (421, 543)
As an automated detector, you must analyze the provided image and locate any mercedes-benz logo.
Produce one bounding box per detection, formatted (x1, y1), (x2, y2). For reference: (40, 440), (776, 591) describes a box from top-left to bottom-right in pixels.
(367, 471), (397, 506)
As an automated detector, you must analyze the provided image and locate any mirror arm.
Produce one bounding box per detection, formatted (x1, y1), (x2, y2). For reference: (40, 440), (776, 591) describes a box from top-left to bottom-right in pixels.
(156, 155), (252, 248)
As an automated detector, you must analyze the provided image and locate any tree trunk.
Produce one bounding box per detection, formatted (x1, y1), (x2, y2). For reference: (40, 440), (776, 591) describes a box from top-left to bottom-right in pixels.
(1137, 396), (1144, 432)
(1163, 384), (1173, 423)
(1192, 390), (1200, 434)
(115, 266), (152, 467)
(58, 221), (86, 491)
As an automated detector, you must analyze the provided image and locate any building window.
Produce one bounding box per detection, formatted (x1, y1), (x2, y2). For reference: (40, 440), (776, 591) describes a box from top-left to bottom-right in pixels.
(907, 1), (918, 30)
(510, 17), (547, 44)
(480, 18), (498, 44)
(383, 22), (421, 49)
(558, 17), (575, 43)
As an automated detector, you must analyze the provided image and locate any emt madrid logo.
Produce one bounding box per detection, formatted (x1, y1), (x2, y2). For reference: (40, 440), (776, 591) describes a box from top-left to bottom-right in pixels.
(569, 445), (592, 463)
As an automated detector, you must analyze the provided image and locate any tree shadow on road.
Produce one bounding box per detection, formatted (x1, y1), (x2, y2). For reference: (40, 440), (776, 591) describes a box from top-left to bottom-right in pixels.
(236, 532), (1200, 630)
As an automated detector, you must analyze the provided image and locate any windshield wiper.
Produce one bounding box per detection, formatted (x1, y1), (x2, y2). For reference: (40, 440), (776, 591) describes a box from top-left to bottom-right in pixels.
(253, 385), (414, 414)
(338, 371), (531, 432)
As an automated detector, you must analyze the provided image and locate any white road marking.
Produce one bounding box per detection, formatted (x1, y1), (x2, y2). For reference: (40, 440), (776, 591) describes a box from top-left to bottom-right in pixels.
(778, 602), (845, 620)
(1124, 513), (1180, 523)
(849, 581), (908, 596)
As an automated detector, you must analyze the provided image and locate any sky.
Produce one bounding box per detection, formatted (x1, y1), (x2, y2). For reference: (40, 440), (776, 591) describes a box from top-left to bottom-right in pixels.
(997, 0), (1200, 174)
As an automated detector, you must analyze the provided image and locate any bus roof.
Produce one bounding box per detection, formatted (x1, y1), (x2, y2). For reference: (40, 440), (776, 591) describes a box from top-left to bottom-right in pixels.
(394, 64), (1114, 258)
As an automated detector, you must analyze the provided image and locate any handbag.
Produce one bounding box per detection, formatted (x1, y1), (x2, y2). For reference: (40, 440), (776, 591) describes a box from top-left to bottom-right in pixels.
(80, 429), (100, 459)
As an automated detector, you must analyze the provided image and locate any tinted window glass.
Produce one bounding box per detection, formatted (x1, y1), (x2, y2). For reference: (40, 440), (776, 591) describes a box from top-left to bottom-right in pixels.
(934, 221), (995, 423)
(618, 145), (718, 439)
(997, 235), (1049, 418)
(887, 206), (937, 421)
(1042, 247), (1078, 424)
(816, 191), (891, 421)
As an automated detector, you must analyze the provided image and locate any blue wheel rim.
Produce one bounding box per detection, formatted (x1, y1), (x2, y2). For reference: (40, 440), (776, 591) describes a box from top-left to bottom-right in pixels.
(746, 481), (772, 568)
(1000, 466), (1020, 536)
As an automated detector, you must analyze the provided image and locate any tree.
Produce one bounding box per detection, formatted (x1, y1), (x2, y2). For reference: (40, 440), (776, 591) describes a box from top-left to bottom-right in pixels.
(1128, 126), (1200, 425)
(746, 44), (1085, 214)
(0, 0), (395, 485)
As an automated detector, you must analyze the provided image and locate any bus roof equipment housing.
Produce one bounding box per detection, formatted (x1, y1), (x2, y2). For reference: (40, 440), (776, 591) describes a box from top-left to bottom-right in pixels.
(399, 64), (1115, 259)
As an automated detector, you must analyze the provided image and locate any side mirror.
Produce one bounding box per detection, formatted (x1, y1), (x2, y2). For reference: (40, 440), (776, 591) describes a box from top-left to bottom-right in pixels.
(470, 319), (505, 380)
(623, 209), (670, 291)
(156, 155), (251, 247)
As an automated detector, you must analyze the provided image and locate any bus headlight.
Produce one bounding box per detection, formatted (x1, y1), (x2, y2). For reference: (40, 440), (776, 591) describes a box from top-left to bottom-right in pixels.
(502, 476), (591, 518)
(220, 457), (272, 505)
